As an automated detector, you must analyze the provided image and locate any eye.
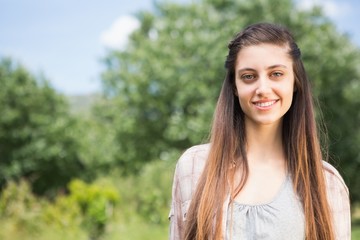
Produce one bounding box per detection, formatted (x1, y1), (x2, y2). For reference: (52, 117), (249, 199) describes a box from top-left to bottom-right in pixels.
(271, 71), (283, 78)
(241, 74), (256, 81)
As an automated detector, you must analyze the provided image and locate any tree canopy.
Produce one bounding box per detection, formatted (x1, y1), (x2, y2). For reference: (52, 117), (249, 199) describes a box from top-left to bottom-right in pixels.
(99, 0), (360, 201)
(0, 58), (86, 195)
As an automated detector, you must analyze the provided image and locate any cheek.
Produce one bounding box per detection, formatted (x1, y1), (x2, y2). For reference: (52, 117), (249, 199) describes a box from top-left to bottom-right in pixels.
(236, 86), (251, 101)
(235, 80), (253, 98)
(236, 88), (253, 110)
(282, 85), (295, 106)
(277, 77), (295, 96)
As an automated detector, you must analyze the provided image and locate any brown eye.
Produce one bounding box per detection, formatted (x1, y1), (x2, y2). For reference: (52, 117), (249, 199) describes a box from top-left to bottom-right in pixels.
(271, 72), (283, 77)
(241, 74), (255, 81)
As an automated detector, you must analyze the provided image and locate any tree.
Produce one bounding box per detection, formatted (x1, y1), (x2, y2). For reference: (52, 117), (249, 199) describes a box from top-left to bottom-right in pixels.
(0, 58), (87, 196)
(99, 0), (360, 202)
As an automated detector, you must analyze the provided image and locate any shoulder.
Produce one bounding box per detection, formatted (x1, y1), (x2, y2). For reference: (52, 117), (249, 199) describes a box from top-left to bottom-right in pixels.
(172, 144), (210, 202)
(175, 143), (210, 178)
(322, 161), (349, 195)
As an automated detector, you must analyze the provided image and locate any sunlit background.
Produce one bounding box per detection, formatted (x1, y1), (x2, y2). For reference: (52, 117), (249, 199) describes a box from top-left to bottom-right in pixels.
(0, 0), (359, 239)
(1, 0), (359, 95)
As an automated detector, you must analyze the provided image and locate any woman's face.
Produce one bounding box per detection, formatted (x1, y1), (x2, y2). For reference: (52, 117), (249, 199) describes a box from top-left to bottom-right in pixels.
(234, 43), (295, 127)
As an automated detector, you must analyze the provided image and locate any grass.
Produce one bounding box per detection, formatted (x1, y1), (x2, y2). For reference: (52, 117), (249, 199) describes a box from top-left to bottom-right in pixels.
(353, 205), (360, 240)
(0, 175), (358, 240)
(0, 209), (359, 240)
(102, 213), (168, 240)
(103, 206), (360, 240)
(353, 227), (360, 239)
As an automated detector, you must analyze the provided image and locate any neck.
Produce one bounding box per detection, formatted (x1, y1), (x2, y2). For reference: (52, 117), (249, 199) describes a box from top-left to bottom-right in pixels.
(245, 120), (284, 164)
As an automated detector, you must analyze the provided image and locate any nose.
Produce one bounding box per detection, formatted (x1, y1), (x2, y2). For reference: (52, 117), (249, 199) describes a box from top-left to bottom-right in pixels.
(255, 76), (271, 95)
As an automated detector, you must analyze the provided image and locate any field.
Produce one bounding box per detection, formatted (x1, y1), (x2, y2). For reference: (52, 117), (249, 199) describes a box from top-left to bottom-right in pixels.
(353, 205), (360, 239)
(0, 173), (358, 240)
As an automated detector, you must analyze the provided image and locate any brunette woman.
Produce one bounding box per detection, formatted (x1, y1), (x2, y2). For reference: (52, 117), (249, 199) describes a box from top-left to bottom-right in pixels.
(169, 23), (350, 240)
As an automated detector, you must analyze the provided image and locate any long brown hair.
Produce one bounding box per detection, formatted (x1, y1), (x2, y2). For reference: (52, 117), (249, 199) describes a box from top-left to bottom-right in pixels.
(184, 23), (334, 240)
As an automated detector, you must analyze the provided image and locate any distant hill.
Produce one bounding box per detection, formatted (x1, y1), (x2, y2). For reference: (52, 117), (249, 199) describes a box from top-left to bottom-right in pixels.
(67, 93), (101, 116)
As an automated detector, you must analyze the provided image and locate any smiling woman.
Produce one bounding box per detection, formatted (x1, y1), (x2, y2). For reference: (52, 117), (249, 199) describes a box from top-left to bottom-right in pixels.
(169, 23), (350, 240)
(234, 44), (295, 126)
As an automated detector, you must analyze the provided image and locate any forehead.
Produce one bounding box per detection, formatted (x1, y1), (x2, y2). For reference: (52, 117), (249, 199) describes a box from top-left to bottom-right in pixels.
(235, 43), (292, 69)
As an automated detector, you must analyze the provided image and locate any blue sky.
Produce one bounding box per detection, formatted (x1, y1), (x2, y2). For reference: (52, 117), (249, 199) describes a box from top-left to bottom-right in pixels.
(1, 0), (359, 95)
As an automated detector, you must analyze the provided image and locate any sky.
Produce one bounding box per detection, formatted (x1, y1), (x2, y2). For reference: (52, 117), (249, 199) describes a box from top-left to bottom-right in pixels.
(1, 0), (359, 96)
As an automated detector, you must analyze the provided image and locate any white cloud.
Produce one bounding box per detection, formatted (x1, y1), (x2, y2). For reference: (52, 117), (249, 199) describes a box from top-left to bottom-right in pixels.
(100, 15), (140, 49)
(297, 0), (351, 18)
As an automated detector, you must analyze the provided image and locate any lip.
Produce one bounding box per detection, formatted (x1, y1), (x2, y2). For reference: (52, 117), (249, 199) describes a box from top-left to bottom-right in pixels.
(252, 99), (279, 110)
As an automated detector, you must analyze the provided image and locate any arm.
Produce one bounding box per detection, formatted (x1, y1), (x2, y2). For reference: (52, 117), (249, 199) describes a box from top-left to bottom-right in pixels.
(323, 161), (351, 240)
(168, 144), (209, 240)
(169, 163), (185, 240)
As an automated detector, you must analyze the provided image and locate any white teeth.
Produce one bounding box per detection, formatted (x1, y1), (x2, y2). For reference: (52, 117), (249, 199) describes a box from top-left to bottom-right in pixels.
(255, 100), (276, 107)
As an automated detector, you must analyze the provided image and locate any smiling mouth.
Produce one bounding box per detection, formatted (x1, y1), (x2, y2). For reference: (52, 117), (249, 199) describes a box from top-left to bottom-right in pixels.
(253, 100), (278, 108)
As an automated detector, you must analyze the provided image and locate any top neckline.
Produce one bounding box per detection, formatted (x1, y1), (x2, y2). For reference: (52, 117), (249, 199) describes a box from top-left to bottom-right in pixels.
(232, 175), (290, 207)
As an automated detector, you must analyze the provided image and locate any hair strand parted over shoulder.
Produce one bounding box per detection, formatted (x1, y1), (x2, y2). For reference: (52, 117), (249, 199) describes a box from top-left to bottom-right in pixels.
(183, 22), (334, 240)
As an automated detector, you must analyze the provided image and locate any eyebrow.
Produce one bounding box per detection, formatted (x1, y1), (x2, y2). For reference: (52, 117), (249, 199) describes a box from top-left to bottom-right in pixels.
(237, 64), (288, 73)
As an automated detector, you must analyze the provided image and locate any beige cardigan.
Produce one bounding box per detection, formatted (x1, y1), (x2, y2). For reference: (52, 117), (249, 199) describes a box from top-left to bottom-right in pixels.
(169, 144), (351, 240)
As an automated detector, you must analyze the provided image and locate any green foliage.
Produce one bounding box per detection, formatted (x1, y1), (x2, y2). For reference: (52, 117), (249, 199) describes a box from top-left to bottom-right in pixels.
(0, 58), (87, 196)
(0, 163), (359, 239)
(1, 0), (360, 238)
(42, 192), (83, 231)
(354, 229), (360, 240)
(0, 180), (41, 223)
(115, 159), (175, 224)
(67, 179), (120, 239)
(75, 114), (119, 175)
(353, 206), (360, 240)
(0, 179), (87, 240)
(0, 178), (120, 240)
(103, 213), (168, 240)
(98, 0), (360, 202)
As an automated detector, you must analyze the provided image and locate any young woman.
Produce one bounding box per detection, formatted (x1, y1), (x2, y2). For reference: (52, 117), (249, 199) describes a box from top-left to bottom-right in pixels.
(169, 23), (350, 240)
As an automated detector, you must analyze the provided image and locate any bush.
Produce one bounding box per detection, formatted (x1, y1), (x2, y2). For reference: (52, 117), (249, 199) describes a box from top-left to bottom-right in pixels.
(113, 158), (175, 225)
(0, 180), (43, 238)
(0, 178), (120, 240)
(67, 179), (120, 239)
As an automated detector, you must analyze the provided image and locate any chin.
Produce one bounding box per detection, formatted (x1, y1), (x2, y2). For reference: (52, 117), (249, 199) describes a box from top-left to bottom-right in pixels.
(249, 117), (283, 126)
